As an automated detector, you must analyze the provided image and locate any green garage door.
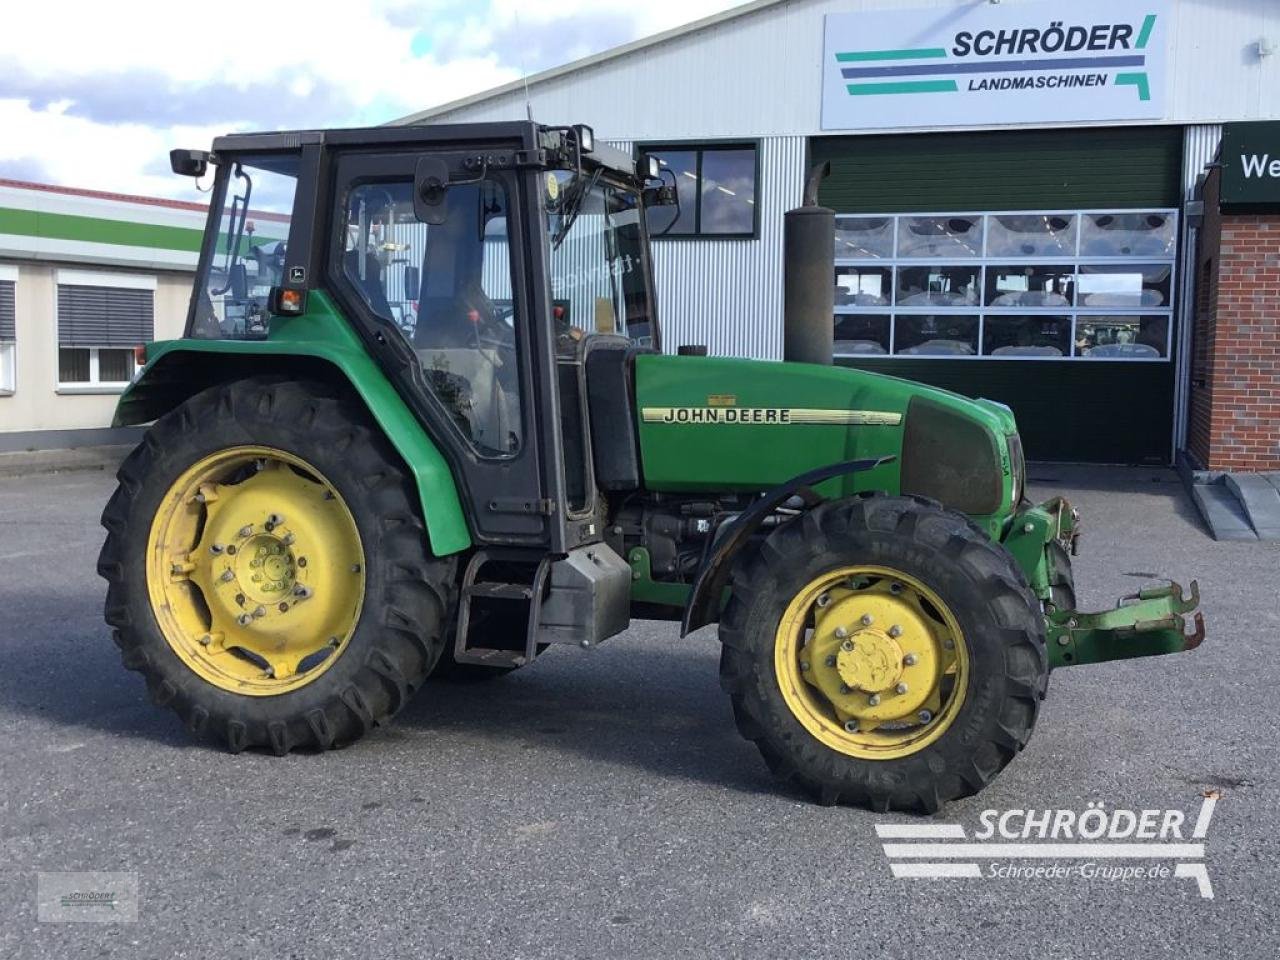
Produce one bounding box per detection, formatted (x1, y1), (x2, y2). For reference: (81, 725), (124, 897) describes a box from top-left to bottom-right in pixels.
(812, 126), (1183, 464)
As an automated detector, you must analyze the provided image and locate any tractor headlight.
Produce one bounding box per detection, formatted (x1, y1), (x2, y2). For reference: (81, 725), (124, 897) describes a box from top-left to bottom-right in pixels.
(1007, 432), (1026, 506)
(900, 396), (1003, 516)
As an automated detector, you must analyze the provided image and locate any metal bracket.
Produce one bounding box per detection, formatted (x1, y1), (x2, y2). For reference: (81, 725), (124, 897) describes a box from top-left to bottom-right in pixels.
(1048, 580), (1206, 669)
(488, 497), (556, 516)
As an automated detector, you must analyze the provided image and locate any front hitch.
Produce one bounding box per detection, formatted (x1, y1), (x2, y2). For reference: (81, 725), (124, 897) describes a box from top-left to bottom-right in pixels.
(1047, 580), (1206, 669)
(1003, 498), (1206, 670)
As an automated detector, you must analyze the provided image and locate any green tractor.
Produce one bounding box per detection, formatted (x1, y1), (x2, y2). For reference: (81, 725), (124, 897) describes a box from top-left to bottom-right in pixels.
(99, 122), (1203, 812)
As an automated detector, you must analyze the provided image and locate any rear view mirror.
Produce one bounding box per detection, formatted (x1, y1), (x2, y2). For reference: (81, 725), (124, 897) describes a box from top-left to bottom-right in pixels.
(403, 265), (420, 301)
(413, 156), (450, 225)
(170, 149), (210, 178)
(229, 263), (248, 301)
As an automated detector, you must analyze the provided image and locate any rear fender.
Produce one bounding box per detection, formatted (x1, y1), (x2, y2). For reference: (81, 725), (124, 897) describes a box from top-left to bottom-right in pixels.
(114, 313), (470, 557)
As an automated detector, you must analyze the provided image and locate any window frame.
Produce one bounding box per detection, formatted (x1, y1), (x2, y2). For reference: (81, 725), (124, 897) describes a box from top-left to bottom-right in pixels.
(54, 269), (154, 393)
(636, 140), (761, 240)
(55, 346), (137, 393)
(832, 208), (1178, 362)
(0, 264), (16, 395)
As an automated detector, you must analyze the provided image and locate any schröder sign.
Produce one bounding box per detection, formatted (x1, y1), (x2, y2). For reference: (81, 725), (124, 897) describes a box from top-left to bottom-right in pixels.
(821, 1), (1169, 132)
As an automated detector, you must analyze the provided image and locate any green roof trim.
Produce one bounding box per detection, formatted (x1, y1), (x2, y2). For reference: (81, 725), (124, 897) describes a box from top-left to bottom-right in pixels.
(0, 206), (205, 253)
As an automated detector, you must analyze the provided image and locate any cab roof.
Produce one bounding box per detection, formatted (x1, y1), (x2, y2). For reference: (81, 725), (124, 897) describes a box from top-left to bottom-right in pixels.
(210, 121), (641, 182)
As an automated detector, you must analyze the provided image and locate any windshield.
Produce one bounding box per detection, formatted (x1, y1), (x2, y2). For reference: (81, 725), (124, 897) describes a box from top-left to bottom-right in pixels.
(544, 170), (657, 349)
(188, 154), (299, 339)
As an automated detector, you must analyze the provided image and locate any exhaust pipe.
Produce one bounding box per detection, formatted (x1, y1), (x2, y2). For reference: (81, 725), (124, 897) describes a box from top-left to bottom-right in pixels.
(783, 161), (835, 365)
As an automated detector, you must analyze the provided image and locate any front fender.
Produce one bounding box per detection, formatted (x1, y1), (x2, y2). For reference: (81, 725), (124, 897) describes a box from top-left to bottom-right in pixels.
(114, 295), (470, 557)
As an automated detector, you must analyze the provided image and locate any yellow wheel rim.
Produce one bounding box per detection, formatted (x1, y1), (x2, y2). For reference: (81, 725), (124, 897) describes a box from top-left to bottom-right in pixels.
(774, 565), (969, 760)
(146, 446), (366, 696)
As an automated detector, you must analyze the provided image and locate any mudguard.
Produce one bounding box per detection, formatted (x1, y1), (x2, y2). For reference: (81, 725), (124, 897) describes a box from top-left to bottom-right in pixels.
(112, 293), (471, 557)
(680, 456), (894, 636)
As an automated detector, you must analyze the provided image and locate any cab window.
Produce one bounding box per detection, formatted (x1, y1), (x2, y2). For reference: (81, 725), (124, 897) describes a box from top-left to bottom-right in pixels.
(340, 178), (522, 458)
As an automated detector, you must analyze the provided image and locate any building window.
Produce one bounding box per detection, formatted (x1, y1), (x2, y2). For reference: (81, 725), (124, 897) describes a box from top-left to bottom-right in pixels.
(0, 271), (15, 392)
(55, 271), (154, 389)
(638, 143), (758, 238)
(833, 209), (1177, 361)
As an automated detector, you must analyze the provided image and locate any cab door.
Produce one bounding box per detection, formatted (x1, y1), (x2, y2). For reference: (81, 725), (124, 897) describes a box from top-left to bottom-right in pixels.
(325, 151), (563, 548)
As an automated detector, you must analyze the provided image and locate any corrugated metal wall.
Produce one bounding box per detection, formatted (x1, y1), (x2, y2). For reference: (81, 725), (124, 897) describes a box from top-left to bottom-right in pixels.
(611, 136), (805, 359)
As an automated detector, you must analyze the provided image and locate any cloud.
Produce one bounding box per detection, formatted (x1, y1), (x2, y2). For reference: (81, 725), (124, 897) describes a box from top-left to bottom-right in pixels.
(0, 69), (362, 130)
(0, 0), (747, 198)
(0, 155), (53, 183)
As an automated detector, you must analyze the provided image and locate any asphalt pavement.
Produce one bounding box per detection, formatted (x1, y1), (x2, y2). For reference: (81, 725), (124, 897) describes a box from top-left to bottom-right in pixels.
(1, 464), (1277, 959)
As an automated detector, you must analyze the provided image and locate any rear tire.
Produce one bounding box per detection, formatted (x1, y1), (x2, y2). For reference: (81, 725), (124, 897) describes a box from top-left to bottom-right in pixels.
(98, 377), (456, 754)
(718, 495), (1047, 813)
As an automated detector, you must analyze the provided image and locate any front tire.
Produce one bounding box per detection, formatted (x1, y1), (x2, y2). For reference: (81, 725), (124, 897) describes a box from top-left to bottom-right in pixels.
(98, 377), (455, 754)
(718, 496), (1047, 812)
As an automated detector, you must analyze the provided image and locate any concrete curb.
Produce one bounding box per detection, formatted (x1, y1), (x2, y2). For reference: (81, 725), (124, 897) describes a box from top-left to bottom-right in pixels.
(0, 444), (132, 479)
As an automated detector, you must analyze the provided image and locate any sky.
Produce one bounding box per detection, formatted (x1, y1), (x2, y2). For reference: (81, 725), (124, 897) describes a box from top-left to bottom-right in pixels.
(0, 0), (747, 200)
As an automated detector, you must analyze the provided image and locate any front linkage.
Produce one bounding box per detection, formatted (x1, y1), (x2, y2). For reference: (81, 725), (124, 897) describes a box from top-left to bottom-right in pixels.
(1004, 496), (1205, 670)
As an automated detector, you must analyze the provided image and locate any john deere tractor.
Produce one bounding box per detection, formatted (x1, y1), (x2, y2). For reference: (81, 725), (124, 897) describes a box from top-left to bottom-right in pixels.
(99, 122), (1204, 812)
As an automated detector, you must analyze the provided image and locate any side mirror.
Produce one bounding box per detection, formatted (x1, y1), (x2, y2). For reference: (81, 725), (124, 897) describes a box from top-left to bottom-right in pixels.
(403, 265), (420, 301)
(413, 156), (450, 225)
(643, 184), (678, 207)
(229, 262), (248, 301)
(170, 149), (210, 178)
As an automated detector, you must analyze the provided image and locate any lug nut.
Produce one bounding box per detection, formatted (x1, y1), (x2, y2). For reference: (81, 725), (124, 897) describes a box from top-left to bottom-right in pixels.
(918, 709), (933, 724)
(281, 533), (295, 546)
(889, 582), (903, 595)
(860, 614), (874, 626)
(252, 605), (266, 619)
(843, 720), (858, 733)
(294, 585), (312, 599)
(278, 602), (289, 613)
(895, 682), (908, 694)
(825, 655), (837, 667)
(238, 525), (253, 538)
(800, 661), (810, 672)
(834, 626), (848, 639)
(1057, 635), (1071, 646)
(237, 613), (253, 626)
(209, 543), (224, 555)
(888, 625), (903, 638)
(868, 694), (881, 707)
(816, 593), (830, 608)
(199, 633), (213, 646)
(267, 514), (283, 526)
(220, 570), (235, 583)
(840, 639), (854, 652)
(263, 667), (275, 679)
(903, 653), (917, 666)
(839, 683), (851, 695)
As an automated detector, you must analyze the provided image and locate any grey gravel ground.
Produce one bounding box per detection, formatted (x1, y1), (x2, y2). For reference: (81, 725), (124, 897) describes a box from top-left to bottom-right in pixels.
(1, 465), (1276, 959)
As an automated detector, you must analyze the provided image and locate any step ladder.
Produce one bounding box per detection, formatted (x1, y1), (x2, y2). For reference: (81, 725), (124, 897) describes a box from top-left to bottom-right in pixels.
(453, 549), (550, 668)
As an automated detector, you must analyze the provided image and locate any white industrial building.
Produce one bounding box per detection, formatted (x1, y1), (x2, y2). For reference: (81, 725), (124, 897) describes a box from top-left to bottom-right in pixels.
(398, 0), (1279, 465)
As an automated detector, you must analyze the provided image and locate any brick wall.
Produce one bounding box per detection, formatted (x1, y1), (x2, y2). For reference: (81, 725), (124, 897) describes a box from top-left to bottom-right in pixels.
(1188, 168), (1280, 471)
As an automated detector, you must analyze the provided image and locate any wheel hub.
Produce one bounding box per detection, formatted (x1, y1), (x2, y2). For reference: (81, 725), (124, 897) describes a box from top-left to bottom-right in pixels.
(147, 447), (365, 696)
(833, 629), (904, 693)
(775, 566), (968, 759)
(236, 534), (297, 602)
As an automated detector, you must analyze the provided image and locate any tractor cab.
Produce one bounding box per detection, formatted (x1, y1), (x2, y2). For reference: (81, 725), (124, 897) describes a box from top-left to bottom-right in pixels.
(179, 123), (662, 559)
